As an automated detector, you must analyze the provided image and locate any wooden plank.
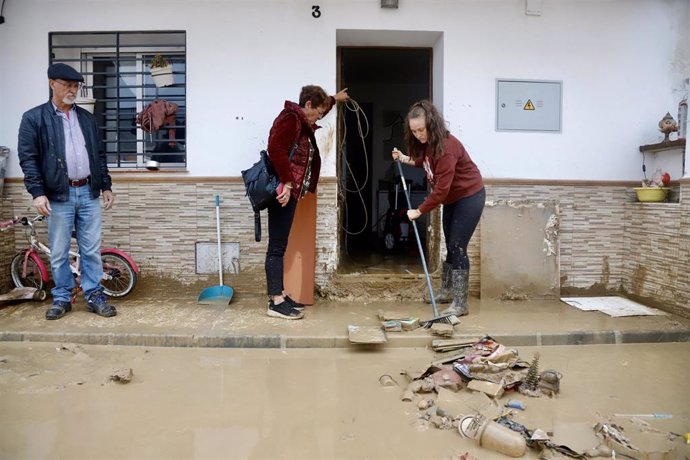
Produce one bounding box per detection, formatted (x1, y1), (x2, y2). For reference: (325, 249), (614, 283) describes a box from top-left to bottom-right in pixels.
(431, 338), (479, 349)
(639, 138), (685, 153)
(284, 192), (317, 305)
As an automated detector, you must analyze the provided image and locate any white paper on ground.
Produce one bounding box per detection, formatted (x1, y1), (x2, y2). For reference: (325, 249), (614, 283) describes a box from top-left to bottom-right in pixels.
(560, 296), (669, 317)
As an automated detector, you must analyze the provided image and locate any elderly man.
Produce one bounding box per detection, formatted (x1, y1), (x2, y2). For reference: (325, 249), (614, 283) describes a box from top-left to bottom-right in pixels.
(17, 63), (116, 320)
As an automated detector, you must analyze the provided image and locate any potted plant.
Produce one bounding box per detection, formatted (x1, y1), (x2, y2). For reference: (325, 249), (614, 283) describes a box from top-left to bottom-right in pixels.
(150, 54), (174, 88)
(634, 169), (671, 202)
(75, 85), (96, 114)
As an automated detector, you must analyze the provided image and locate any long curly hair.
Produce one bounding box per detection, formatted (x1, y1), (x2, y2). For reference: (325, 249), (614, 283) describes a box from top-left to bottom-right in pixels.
(403, 100), (449, 159)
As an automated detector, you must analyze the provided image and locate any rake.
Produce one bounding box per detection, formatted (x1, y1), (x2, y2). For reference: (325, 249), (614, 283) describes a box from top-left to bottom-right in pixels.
(395, 159), (458, 327)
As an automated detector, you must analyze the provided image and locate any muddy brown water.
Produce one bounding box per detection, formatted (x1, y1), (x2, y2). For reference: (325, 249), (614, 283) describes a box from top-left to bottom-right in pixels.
(0, 342), (688, 459)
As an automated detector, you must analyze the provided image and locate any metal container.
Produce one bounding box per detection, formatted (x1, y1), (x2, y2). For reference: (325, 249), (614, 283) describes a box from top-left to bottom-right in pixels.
(146, 159), (160, 171)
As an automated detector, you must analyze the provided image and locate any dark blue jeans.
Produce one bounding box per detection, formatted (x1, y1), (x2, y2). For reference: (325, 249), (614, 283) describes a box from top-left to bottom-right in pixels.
(442, 188), (485, 270)
(265, 198), (297, 295)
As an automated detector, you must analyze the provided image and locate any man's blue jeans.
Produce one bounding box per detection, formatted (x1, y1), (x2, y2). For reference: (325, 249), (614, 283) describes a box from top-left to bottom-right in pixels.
(47, 184), (103, 303)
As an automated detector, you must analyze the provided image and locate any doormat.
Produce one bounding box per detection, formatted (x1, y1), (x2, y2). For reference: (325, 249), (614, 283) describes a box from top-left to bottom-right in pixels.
(560, 296), (669, 317)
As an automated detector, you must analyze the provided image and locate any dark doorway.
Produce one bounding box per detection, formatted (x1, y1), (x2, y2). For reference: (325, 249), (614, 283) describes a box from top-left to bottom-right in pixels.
(338, 47), (432, 274)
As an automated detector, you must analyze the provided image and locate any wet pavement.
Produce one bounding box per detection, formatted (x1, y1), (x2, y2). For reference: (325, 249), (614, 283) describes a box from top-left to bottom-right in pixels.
(0, 291), (688, 349)
(1, 292), (689, 459)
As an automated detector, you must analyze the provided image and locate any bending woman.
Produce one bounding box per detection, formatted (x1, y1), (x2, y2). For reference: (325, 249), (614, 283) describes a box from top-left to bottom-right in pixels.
(392, 100), (485, 316)
(265, 85), (349, 320)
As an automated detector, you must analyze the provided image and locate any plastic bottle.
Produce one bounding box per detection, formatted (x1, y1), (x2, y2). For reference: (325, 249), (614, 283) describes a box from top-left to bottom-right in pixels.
(678, 97), (688, 139)
(459, 415), (527, 458)
(505, 399), (525, 410)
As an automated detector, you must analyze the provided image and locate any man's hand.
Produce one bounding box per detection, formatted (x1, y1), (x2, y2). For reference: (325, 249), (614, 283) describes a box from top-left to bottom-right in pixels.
(102, 190), (115, 210)
(33, 196), (51, 216)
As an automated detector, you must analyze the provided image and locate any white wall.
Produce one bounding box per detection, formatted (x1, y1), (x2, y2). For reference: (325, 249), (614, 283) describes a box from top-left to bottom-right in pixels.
(1, 0), (687, 181)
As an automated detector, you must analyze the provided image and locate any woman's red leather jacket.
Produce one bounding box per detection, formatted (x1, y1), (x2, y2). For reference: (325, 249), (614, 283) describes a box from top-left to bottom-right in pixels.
(267, 98), (333, 200)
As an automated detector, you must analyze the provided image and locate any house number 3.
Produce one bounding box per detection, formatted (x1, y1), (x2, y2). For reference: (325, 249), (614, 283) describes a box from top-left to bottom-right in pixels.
(312, 5), (321, 18)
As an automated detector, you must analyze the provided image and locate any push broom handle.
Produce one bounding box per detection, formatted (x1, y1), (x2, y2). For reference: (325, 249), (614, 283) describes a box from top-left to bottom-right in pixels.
(395, 159), (439, 316)
(215, 195), (223, 287)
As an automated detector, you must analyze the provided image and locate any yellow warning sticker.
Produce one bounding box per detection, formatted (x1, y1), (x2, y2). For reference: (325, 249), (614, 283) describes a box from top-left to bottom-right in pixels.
(523, 99), (535, 110)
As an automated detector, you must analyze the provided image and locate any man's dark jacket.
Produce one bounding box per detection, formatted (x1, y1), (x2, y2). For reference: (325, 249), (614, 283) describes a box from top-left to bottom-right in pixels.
(18, 101), (112, 201)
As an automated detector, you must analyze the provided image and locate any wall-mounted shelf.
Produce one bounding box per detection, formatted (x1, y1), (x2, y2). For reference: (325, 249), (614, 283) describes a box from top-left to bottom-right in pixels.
(639, 138), (686, 153)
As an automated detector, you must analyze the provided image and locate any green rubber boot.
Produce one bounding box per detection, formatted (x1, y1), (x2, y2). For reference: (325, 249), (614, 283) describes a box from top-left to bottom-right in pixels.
(426, 262), (453, 304)
(441, 269), (469, 317)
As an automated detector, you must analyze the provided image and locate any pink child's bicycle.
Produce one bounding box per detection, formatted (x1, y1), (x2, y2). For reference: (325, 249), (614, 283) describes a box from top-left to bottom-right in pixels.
(2, 215), (139, 301)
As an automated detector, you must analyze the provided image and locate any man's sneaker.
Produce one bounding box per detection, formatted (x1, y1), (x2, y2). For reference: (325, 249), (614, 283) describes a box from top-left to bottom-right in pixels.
(285, 295), (305, 311)
(46, 301), (72, 320)
(86, 291), (117, 317)
(267, 299), (303, 320)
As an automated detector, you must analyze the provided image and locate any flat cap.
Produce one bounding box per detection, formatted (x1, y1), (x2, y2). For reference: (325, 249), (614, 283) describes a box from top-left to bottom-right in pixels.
(47, 63), (84, 82)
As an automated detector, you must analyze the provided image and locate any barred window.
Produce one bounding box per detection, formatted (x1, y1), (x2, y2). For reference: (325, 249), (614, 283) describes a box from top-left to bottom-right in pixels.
(49, 31), (187, 170)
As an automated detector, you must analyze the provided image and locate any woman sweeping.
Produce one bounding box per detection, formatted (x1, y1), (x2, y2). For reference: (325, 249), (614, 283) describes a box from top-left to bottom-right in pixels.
(392, 100), (485, 316)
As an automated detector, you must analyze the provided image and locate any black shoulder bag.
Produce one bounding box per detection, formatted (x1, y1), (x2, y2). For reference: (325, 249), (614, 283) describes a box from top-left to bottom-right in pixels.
(241, 145), (296, 242)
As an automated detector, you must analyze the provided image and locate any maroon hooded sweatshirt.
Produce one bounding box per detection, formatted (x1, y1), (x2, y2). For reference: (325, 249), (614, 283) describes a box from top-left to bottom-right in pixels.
(414, 134), (483, 214)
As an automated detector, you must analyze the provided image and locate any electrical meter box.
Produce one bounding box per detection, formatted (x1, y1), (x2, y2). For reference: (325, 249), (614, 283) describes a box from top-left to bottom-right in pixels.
(496, 79), (562, 132)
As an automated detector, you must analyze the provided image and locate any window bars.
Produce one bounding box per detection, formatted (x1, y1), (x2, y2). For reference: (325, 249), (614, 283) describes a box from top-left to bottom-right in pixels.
(49, 31), (187, 170)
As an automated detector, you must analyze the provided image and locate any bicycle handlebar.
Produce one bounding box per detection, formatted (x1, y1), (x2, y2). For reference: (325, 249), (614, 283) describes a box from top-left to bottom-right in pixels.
(0, 215), (46, 230)
(0, 217), (20, 230)
(20, 215), (46, 225)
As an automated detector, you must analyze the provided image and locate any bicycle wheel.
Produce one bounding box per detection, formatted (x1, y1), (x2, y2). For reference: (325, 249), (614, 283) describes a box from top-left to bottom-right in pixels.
(10, 253), (44, 291)
(101, 253), (137, 297)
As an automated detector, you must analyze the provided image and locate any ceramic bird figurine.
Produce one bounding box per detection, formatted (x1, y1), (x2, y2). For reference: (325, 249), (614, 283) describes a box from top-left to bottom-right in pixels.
(658, 112), (678, 142)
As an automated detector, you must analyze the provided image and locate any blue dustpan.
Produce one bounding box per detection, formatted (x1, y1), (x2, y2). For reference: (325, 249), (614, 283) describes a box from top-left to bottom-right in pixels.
(198, 284), (234, 304)
(198, 195), (234, 305)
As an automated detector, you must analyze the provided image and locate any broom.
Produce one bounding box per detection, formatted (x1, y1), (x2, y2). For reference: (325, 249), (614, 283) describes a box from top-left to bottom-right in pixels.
(395, 158), (458, 327)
